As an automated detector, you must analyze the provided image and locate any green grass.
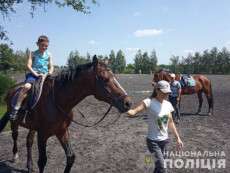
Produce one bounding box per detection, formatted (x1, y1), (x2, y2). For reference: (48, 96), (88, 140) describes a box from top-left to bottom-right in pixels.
(0, 104), (10, 131)
(0, 104), (6, 117)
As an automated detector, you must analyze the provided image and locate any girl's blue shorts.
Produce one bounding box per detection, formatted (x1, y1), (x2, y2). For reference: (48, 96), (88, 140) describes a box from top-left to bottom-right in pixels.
(25, 73), (39, 84)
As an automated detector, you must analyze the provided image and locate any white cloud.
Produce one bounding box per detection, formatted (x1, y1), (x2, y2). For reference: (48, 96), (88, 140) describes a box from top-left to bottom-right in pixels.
(133, 12), (141, 17)
(88, 40), (97, 45)
(134, 29), (163, 38)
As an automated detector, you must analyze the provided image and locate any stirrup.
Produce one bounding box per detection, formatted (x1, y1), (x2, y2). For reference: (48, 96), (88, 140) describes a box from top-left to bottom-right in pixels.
(9, 109), (19, 121)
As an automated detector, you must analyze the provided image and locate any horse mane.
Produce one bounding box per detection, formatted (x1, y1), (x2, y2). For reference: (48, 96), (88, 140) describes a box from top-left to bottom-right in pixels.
(54, 60), (108, 86)
(54, 62), (94, 85)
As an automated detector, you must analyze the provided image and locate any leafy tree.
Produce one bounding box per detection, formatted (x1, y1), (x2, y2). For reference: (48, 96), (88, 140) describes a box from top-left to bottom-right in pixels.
(217, 47), (230, 74)
(134, 49), (158, 74)
(109, 50), (116, 72)
(201, 49), (210, 73)
(97, 55), (104, 60)
(134, 49), (143, 73)
(116, 50), (126, 73)
(124, 64), (135, 74)
(0, 44), (15, 72)
(193, 52), (201, 74)
(14, 50), (27, 72)
(86, 52), (91, 62)
(67, 50), (90, 69)
(0, 73), (15, 103)
(149, 49), (158, 72)
(142, 52), (150, 74)
(170, 55), (180, 73)
(209, 47), (218, 74)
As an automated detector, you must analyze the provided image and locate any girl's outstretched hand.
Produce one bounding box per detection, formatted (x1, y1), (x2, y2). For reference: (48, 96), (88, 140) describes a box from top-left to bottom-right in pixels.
(127, 109), (137, 117)
(176, 138), (184, 151)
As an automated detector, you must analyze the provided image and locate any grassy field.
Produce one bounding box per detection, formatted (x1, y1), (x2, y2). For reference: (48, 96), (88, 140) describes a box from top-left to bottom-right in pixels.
(0, 104), (10, 131)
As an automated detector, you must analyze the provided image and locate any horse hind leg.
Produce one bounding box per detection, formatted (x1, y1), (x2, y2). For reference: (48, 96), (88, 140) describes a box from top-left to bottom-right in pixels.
(57, 130), (75, 173)
(11, 122), (19, 162)
(26, 130), (36, 173)
(204, 87), (214, 116)
(196, 91), (203, 114)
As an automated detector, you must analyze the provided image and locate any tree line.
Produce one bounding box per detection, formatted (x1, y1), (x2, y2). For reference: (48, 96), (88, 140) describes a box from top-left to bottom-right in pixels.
(66, 49), (158, 74)
(0, 44), (27, 73)
(168, 47), (230, 74)
(1, 43), (230, 75)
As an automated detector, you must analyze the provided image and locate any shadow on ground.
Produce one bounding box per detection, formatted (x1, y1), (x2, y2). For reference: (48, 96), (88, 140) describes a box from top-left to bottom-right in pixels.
(0, 161), (27, 173)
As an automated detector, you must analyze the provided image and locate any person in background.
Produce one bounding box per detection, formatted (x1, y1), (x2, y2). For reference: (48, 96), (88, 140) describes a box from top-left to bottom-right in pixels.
(169, 73), (181, 124)
(127, 80), (183, 173)
(9, 35), (54, 121)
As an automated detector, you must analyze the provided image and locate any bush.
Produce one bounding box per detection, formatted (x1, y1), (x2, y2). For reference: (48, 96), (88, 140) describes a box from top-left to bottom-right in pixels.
(0, 73), (15, 103)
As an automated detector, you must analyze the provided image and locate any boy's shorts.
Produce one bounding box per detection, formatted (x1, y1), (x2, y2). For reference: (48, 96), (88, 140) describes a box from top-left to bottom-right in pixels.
(25, 73), (39, 84)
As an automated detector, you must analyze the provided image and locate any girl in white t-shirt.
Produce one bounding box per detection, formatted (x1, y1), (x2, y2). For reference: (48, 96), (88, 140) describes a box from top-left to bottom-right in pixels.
(127, 80), (183, 173)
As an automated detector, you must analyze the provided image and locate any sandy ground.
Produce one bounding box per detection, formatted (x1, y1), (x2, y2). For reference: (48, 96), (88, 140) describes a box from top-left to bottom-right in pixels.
(0, 74), (229, 173)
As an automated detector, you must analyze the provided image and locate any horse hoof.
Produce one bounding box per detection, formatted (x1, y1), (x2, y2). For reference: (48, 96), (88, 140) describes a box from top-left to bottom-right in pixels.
(12, 153), (19, 163)
(27, 162), (34, 173)
(27, 168), (34, 173)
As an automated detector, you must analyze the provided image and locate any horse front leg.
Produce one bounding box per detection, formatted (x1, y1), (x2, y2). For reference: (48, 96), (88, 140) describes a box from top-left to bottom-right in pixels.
(26, 130), (36, 173)
(196, 91), (203, 114)
(37, 131), (48, 173)
(11, 122), (19, 162)
(57, 129), (75, 173)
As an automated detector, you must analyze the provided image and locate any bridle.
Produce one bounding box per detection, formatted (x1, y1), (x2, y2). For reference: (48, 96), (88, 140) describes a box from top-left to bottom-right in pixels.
(52, 69), (127, 127)
(95, 74), (128, 104)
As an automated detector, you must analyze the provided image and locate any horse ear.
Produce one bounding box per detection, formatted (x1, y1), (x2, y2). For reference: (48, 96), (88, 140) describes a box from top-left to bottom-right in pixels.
(92, 55), (98, 64)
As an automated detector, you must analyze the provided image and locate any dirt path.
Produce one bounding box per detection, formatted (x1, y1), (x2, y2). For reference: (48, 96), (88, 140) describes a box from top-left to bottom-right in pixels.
(0, 74), (229, 173)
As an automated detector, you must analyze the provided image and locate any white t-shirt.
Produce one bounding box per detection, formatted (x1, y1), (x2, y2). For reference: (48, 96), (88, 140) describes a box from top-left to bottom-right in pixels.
(143, 98), (174, 141)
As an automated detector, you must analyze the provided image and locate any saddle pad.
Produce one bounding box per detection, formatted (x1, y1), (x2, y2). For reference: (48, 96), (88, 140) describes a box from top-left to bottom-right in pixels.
(180, 75), (196, 87)
(28, 75), (47, 110)
(11, 75), (47, 110)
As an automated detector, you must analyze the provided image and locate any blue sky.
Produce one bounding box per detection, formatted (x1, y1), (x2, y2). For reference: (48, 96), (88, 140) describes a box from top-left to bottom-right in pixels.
(1, 0), (230, 66)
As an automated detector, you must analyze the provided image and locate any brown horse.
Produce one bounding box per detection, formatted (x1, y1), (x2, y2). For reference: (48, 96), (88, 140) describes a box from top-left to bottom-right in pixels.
(152, 69), (213, 116)
(0, 56), (132, 173)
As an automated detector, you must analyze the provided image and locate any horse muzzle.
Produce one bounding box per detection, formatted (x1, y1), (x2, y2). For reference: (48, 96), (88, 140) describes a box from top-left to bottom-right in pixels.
(113, 96), (132, 113)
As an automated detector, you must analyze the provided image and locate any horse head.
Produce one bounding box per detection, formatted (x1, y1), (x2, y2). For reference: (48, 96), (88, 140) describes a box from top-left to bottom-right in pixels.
(92, 55), (132, 113)
(152, 69), (173, 86)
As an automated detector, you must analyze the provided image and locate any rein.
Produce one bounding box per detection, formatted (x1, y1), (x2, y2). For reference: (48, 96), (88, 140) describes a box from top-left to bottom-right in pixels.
(51, 73), (121, 127)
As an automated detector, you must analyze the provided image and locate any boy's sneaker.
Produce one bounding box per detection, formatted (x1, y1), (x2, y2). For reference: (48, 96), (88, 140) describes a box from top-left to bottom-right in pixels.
(9, 108), (19, 121)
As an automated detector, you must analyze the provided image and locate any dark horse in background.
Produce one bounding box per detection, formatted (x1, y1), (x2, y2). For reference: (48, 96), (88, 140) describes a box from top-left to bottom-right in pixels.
(0, 56), (132, 173)
(152, 69), (214, 116)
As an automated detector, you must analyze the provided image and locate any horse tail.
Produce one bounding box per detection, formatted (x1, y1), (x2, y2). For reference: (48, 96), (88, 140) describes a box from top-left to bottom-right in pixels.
(0, 112), (10, 133)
